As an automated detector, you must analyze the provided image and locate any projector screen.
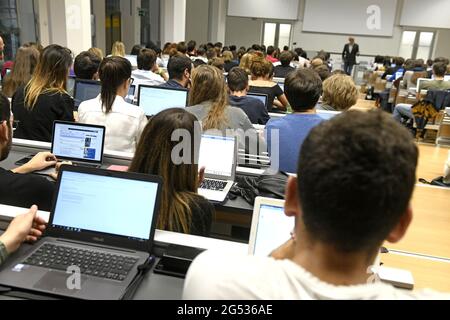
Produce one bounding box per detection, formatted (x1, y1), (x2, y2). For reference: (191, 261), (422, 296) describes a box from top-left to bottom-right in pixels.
(303, 0), (398, 36)
(228, 0), (300, 20)
(401, 0), (450, 29)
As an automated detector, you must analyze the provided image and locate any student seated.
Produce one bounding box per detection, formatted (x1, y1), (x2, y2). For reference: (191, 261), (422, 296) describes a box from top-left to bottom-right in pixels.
(0, 206), (47, 266)
(223, 51), (239, 73)
(11, 45), (75, 143)
(266, 69), (324, 173)
(227, 67), (270, 125)
(393, 62), (450, 123)
(159, 55), (192, 89)
(184, 110), (450, 300)
(317, 74), (359, 111)
(74, 51), (102, 81)
(266, 46), (279, 64)
(129, 108), (214, 236)
(187, 65), (266, 154)
(132, 48), (167, 87)
(0, 94), (57, 211)
(78, 57), (147, 154)
(249, 57), (289, 112)
(274, 51), (295, 79)
(2, 46), (40, 98)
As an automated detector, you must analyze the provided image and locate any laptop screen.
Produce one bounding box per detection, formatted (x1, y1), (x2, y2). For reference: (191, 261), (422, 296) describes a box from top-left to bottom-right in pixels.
(51, 171), (159, 241)
(198, 135), (236, 179)
(247, 93), (268, 109)
(125, 85), (136, 104)
(252, 204), (294, 257)
(52, 122), (105, 163)
(74, 80), (101, 108)
(138, 86), (189, 116)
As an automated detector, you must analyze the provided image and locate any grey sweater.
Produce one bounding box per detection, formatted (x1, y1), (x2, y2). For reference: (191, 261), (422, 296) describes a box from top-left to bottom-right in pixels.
(187, 101), (267, 155)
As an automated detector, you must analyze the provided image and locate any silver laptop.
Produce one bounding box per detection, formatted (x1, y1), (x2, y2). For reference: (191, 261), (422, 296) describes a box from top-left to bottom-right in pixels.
(0, 166), (163, 300)
(248, 197), (294, 256)
(198, 134), (238, 203)
(15, 121), (106, 174)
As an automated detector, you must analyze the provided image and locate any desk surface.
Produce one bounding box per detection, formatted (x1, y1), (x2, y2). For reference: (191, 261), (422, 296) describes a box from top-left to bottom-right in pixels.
(417, 144), (449, 181)
(381, 253), (450, 292)
(385, 185), (450, 259)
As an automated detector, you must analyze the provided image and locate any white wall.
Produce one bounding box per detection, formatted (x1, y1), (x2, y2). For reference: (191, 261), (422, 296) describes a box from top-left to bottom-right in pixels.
(65, 0), (92, 55)
(161, 0), (186, 44)
(434, 29), (450, 59)
(225, 16), (262, 48)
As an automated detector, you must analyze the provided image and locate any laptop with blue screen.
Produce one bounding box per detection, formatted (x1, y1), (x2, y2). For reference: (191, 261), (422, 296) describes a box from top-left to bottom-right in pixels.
(0, 166), (163, 300)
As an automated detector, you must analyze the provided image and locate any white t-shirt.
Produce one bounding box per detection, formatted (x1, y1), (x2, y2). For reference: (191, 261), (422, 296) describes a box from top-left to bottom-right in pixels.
(183, 250), (449, 300)
(78, 95), (148, 154)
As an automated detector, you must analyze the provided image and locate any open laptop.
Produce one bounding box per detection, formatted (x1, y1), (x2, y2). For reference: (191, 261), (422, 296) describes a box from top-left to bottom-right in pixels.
(15, 121), (106, 173)
(0, 166), (163, 300)
(137, 85), (189, 117)
(248, 197), (293, 256)
(247, 93), (269, 110)
(317, 110), (341, 121)
(74, 79), (101, 109)
(198, 134), (238, 203)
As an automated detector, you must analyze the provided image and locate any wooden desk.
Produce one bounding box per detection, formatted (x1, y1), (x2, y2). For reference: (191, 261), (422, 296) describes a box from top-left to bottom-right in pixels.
(381, 253), (450, 292)
(385, 185), (450, 259)
(417, 144), (450, 181)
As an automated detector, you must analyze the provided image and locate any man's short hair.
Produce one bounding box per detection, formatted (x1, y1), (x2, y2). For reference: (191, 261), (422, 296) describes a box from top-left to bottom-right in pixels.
(187, 40), (196, 53)
(167, 55), (192, 80)
(433, 62), (447, 77)
(227, 67), (248, 92)
(137, 48), (157, 71)
(298, 110), (418, 253)
(74, 51), (102, 80)
(279, 51), (293, 67)
(285, 68), (323, 111)
(177, 42), (187, 54)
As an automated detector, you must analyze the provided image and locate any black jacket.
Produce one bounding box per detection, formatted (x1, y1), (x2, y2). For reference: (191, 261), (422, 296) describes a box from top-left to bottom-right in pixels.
(342, 44), (360, 64)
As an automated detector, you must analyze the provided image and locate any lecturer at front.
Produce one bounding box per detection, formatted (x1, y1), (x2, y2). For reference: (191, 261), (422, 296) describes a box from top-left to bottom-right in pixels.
(342, 37), (360, 76)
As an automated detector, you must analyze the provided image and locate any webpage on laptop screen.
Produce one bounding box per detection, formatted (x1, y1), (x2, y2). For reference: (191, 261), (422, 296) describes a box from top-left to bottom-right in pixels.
(52, 171), (158, 241)
(198, 135), (235, 178)
(254, 205), (294, 257)
(53, 123), (104, 161)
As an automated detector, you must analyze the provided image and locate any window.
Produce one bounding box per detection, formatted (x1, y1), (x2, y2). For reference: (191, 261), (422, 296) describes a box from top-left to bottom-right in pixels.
(263, 22), (292, 49)
(399, 30), (435, 60)
(0, 0), (20, 59)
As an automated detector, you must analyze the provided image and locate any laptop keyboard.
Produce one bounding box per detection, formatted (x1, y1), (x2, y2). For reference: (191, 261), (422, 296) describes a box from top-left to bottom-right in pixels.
(23, 243), (139, 282)
(72, 162), (101, 169)
(200, 179), (228, 191)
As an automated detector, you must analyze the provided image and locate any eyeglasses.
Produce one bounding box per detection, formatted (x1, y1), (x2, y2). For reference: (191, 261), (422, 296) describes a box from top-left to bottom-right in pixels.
(129, 78), (134, 85)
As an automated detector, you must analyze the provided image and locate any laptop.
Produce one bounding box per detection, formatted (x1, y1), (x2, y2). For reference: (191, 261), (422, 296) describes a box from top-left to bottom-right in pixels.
(15, 121), (106, 173)
(247, 93), (269, 110)
(74, 79), (101, 109)
(198, 134), (238, 203)
(248, 197), (294, 256)
(126, 84), (136, 105)
(317, 110), (341, 121)
(137, 85), (189, 117)
(67, 76), (76, 96)
(0, 166), (163, 300)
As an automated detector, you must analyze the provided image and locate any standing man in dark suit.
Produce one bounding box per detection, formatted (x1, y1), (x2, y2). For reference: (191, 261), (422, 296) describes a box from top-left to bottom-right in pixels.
(342, 37), (360, 76)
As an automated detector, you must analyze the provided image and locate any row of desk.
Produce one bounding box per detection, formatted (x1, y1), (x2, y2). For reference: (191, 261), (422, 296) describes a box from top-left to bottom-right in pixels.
(0, 140), (449, 297)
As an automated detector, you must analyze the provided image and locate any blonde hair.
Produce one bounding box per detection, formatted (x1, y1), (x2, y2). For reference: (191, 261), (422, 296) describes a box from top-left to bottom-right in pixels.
(222, 51), (233, 63)
(189, 65), (228, 130)
(111, 41), (125, 57)
(25, 45), (72, 109)
(322, 74), (358, 111)
(88, 47), (104, 60)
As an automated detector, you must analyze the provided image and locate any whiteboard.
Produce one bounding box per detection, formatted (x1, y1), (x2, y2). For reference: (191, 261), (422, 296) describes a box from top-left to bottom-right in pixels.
(401, 0), (450, 28)
(227, 0), (300, 20)
(303, 0), (398, 37)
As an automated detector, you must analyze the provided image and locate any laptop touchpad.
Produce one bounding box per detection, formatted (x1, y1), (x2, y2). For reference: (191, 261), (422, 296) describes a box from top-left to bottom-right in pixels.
(33, 271), (87, 295)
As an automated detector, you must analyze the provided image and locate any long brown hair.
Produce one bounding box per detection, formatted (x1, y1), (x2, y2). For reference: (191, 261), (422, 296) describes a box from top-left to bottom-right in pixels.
(98, 57), (132, 114)
(129, 108), (203, 234)
(24, 45), (72, 109)
(2, 46), (40, 98)
(189, 65), (228, 130)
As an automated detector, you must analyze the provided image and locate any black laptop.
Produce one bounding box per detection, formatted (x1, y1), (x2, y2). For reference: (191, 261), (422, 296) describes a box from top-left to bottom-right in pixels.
(0, 166), (163, 300)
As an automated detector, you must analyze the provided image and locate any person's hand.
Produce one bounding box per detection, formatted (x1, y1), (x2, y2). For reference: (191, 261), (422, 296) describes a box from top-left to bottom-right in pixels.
(18, 152), (57, 174)
(198, 167), (206, 186)
(0, 206), (47, 254)
(49, 161), (73, 180)
(270, 238), (296, 261)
